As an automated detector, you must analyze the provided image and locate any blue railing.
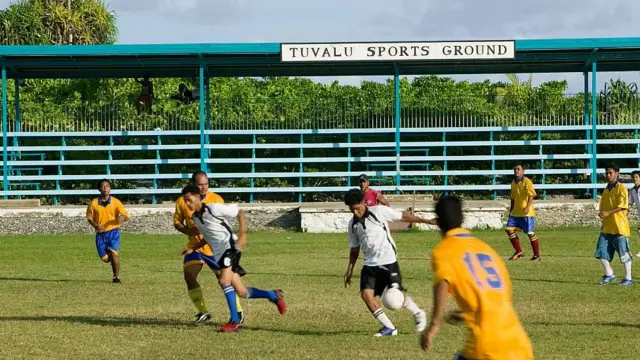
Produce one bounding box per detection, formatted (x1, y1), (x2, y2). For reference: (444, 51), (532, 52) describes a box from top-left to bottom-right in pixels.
(1, 124), (640, 204)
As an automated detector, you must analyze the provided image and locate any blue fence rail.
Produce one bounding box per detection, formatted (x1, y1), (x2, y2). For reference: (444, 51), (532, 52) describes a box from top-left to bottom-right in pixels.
(1, 124), (640, 204)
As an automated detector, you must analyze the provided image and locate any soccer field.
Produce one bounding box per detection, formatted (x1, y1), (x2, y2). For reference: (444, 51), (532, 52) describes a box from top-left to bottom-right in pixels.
(1, 228), (639, 359)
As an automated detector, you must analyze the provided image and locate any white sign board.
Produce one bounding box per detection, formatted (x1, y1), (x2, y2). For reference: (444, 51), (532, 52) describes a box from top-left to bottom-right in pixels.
(281, 41), (515, 62)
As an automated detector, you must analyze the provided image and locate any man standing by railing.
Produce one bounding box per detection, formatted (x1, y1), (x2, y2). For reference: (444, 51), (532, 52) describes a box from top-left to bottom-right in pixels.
(359, 174), (390, 207)
(505, 163), (541, 261)
(173, 171), (244, 324)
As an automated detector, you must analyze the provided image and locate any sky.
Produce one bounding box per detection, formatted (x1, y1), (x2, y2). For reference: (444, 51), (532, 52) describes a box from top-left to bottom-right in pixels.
(2, 0), (640, 92)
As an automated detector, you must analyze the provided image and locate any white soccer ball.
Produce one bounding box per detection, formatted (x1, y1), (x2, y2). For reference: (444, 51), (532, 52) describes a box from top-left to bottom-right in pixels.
(381, 287), (405, 310)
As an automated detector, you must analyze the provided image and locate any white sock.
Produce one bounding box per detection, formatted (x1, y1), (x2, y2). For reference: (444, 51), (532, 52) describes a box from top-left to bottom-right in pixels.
(600, 259), (614, 276)
(624, 261), (632, 280)
(402, 295), (422, 316)
(373, 308), (395, 329)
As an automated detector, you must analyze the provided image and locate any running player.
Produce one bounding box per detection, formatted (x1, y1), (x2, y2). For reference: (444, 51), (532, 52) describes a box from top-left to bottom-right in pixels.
(628, 170), (640, 258)
(595, 163), (633, 286)
(343, 188), (434, 337)
(173, 171), (244, 324)
(420, 195), (534, 359)
(180, 183), (287, 333)
(86, 179), (129, 283)
(506, 163), (541, 261)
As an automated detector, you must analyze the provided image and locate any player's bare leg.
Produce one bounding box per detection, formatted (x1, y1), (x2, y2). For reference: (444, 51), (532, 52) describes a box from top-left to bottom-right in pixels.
(506, 230), (524, 260)
(108, 251), (121, 283)
(361, 289), (397, 337)
(527, 233), (541, 261)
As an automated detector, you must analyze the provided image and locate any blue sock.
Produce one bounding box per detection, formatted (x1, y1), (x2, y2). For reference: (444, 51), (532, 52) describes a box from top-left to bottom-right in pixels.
(247, 287), (277, 301)
(222, 285), (240, 323)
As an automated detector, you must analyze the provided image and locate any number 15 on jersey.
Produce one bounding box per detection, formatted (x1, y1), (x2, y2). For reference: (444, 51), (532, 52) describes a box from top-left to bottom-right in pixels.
(463, 252), (504, 290)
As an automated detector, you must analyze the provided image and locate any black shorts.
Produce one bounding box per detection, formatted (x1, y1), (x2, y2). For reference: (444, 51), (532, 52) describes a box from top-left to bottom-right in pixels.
(360, 262), (404, 297)
(217, 249), (246, 277)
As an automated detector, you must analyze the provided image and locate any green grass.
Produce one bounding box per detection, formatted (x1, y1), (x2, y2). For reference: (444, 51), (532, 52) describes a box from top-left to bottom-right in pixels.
(0, 228), (639, 359)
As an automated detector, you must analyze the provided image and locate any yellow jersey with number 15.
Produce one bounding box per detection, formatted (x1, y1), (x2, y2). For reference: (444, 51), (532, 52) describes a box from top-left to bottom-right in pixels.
(431, 228), (534, 360)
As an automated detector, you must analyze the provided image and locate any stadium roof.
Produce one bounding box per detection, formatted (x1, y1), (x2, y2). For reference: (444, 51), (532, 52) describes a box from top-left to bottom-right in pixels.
(1, 37), (640, 79)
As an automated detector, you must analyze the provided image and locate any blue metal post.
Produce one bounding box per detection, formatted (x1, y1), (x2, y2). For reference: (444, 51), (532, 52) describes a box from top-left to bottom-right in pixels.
(55, 136), (65, 206)
(490, 131), (496, 200)
(538, 130), (546, 200)
(107, 136), (113, 175)
(299, 134), (304, 203)
(13, 79), (20, 150)
(205, 76), (212, 174)
(443, 132), (448, 196)
(394, 64), (401, 194)
(250, 134), (256, 203)
(583, 71), (591, 197)
(2, 65), (8, 199)
(347, 133), (352, 187)
(199, 60), (206, 172)
(153, 135), (161, 205)
(591, 60), (598, 200)
(636, 130), (639, 169)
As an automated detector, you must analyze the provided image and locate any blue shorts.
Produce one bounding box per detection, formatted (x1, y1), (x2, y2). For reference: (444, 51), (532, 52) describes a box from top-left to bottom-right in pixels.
(183, 251), (221, 272)
(96, 228), (120, 261)
(506, 216), (535, 234)
(594, 233), (633, 263)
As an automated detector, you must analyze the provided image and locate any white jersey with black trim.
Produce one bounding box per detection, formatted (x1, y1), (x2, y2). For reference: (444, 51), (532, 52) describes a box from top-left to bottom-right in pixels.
(347, 205), (403, 267)
(191, 203), (239, 262)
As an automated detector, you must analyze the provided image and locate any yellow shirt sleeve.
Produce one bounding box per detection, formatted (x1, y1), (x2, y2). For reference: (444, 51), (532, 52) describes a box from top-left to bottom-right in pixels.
(173, 198), (185, 225)
(115, 199), (129, 218)
(617, 186), (628, 209)
(431, 248), (455, 286)
(525, 178), (536, 197)
(86, 201), (95, 221)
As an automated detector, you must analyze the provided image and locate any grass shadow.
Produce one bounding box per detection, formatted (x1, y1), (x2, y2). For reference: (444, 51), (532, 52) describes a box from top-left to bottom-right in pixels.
(530, 320), (640, 329)
(511, 277), (596, 285)
(0, 315), (370, 336)
(0, 277), (103, 283)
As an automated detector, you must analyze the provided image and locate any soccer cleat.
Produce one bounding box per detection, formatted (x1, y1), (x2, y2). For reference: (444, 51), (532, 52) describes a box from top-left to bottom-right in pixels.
(112, 277), (121, 284)
(414, 310), (427, 332)
(509, 251), (524, 261)
(599, 274), (617, 285)
(272, 289), (287, 315)
(219, 322), (242, 333)
(636, 252), (640, 258)
(374, 326), (398, 337)
(620, 278), (634, 286)
(194, 312), (211, 325)
(530, 255), (541, 262)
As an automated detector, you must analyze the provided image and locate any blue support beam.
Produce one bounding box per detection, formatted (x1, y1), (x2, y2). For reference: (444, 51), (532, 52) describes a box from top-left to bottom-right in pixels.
(394, 63), (401, 194)
(591, 60), (598, 199)
(2, 65), (8, 199)
(199, 59), (206, 171)
(250, 134), (256, 203)
(299, 134), (304, 203)
(13, 79), (20, 149)
(205, 76), (212, 174)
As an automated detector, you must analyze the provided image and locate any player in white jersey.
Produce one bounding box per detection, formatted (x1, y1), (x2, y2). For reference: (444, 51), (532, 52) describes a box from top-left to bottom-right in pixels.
(343, 188), (438, 337)
(179, 184), (287, 333)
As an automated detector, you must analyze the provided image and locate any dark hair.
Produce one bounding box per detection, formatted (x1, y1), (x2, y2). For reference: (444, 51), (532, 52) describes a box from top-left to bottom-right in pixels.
(435, 195), (463, 233)
(97, 179), (111, 190)
(632, 170), (640, 177)
(344, 188), (365, 206)
(514, 162), (525, 170)
(182, 183), (200, 196)
(604, 162), (620, 173)
(191, 170), (208, 182)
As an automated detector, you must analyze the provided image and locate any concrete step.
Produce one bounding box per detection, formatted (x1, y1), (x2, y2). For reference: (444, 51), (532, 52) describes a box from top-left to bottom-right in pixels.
(0, 199), (41, 208)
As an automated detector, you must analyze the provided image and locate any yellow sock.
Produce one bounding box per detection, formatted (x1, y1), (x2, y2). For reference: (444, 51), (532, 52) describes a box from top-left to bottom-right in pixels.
(188, 288), (208, 314)
(236, 294), (243, 313)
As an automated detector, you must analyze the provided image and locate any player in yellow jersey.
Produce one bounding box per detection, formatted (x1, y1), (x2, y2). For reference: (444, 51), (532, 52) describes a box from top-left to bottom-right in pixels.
(596, 163), (633, 286)
(86, 179), (129, 283)
(421, 195), (534, 360)
(173, 171), (244, 324)
(506, 163), (541, 261)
